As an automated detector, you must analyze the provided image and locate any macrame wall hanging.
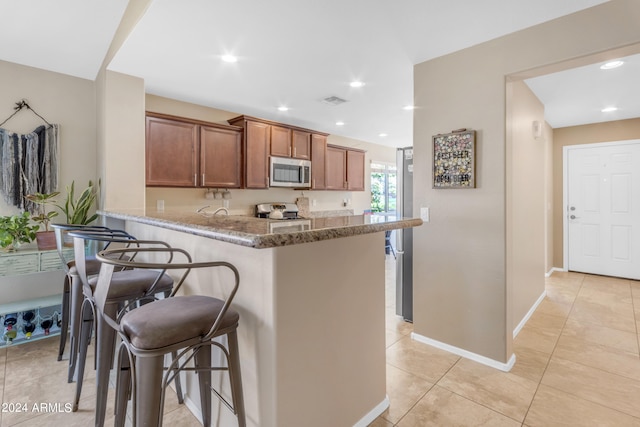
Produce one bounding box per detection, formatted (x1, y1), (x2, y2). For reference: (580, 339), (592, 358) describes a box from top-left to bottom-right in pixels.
(0, 100), (59, 213)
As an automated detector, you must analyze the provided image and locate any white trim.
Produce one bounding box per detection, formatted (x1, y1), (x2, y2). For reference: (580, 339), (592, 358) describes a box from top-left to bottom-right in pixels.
(545, 267), (566, 277)
(352, 396), (390, 427)
(186, 393), (391, 427)
(563, 139), (640, 272)
(513, 290), (546, 338)
(411, 333), (516, 372)
(183, 395), (203, 424)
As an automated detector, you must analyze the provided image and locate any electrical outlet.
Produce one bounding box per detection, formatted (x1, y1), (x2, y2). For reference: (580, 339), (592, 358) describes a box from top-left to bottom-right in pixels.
(420, 207), (429, 222)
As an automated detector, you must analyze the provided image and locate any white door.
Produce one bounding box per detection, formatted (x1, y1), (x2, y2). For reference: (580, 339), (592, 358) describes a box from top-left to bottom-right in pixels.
(566, 140), (640, 280)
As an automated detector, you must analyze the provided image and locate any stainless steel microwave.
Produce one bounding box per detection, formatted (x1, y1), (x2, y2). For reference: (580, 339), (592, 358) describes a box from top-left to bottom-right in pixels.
(270, 157), (311, 188)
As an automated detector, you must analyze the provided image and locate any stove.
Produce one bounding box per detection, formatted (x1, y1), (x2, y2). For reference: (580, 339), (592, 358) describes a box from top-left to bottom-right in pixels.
(255, 203), (300, 219)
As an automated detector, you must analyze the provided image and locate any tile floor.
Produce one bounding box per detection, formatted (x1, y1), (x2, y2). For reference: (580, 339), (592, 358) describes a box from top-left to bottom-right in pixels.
(374, 257), (640, 426)
(1, 257), (639, 426)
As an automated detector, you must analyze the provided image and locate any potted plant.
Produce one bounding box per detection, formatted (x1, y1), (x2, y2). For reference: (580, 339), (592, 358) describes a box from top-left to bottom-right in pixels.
(24, 191), (60, 250)
(58, 180), (99, 225)
(56, 180), (99, 247)
(0, 212), (39, 251)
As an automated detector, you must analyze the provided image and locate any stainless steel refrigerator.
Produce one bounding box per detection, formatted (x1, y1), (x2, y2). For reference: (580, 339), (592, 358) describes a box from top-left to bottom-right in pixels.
(396, 147), (413, 322)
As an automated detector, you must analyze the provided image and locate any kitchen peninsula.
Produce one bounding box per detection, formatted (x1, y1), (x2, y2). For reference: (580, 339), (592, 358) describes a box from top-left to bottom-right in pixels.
(99, 209), (422, 427)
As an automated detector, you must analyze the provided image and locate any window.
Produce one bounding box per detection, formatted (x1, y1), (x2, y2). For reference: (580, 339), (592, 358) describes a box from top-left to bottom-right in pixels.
(370, 163), (396, 213)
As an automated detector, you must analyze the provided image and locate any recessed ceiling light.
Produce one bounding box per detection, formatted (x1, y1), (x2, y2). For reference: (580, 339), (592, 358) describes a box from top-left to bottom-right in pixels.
(600, 60), (624, 70)
(379, 133), (387, 137)
(601, 106), (618, 112)
(277, 106), (289, 112)
(336, 121), (345, 126)
(350, 81), (365, 88)
(221, 54), (238, 63)
(403, 105), (415, 110)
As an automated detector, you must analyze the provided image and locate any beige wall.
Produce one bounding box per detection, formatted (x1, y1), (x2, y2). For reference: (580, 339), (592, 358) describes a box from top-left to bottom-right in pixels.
(506, 80), (546, 333)
(144, 95), (396, 215)
(552, 117), (640, 268)
(0, 60), (97, 217)
(413, 0), (640, 364)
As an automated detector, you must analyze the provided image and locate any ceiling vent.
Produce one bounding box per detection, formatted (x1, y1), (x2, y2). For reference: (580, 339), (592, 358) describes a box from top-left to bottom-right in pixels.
(322, 96), (348, 106)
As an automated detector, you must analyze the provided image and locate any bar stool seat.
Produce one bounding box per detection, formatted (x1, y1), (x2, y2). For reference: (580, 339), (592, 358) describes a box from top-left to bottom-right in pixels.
(121, 295), (239, 350)
(69, 230), (184, 426)
(94, 247), (246, 427)
(87, 269), (174, 301)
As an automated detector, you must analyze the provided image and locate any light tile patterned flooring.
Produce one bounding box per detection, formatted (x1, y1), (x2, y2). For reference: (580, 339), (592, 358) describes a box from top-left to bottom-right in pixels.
(375, 257), (640, 426)
(1, 257), (639, 426)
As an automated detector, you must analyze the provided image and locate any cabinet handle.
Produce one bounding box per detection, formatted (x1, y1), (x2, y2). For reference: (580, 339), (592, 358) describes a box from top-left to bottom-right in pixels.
(194, 174), (197, 186)
(202, 174), (205, 186)
(293, 147), (297, 157)
(344, 181), (348, 189)
(312, 179), (316, 189)
(289, 146), (292, 157)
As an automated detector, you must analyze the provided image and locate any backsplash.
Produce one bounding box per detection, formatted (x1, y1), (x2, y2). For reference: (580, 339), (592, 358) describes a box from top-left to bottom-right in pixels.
(146, 187), (369, 216)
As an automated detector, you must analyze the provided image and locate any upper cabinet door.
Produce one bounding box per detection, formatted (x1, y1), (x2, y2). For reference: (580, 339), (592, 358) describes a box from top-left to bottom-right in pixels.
(292, 130), (311, 160)
(245, 120), (270, 189)
(270, 125), (292, 158)
(325, 145), (347, 190)
(146, 116), (198, 187)
(346, 149), (365, 191)
(310, 134), (327, 190)
(200, 125), (242, 188)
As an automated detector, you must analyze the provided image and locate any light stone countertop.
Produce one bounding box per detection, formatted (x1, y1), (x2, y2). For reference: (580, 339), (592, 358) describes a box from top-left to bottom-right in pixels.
(98, 209), (422, 249)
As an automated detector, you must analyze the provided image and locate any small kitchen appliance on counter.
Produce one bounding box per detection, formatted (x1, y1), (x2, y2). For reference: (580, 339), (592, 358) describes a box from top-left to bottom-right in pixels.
(256, 203), (300, 220)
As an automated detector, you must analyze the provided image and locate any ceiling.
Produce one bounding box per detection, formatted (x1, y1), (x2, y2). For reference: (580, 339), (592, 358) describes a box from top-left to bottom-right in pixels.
(3, 0), (632, 148)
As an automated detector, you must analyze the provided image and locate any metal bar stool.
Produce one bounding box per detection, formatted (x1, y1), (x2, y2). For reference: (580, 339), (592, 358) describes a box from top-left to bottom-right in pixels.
(69, 230), (184, 427)
(95, 246), (246, 427)
(52, 223), (110, 381)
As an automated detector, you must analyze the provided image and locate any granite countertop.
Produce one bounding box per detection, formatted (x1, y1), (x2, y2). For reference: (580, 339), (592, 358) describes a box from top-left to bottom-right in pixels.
(98, 209), (422, 249)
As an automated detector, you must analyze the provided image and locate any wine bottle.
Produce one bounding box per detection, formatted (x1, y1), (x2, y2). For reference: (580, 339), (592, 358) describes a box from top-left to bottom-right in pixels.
(3, 325), (17, 344)
(4, 314), (17, 327)
(22, 310), (35, 324)
(40, 317), (53, 335)
(23, 322), (36, 339)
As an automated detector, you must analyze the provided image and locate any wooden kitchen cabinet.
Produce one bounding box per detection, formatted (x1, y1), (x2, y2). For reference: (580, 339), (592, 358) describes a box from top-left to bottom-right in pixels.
(325, 145), (347, 190)
(346, 149), (365, 191)
(200, 125), (242, 188)
(146, 113), (242, 188)
(325, 144), (366, 191)
(146, 115), (198, 187)
(310, 134), (327, 189)
(270, 126), (311, 160)
(291, 130), (311, 160)
(228, 116), (271, 189)
(270, 125), (292, 158)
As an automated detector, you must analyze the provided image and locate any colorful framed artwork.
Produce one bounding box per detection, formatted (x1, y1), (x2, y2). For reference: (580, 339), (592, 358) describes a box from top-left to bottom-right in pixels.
(432, 129), (475, 188)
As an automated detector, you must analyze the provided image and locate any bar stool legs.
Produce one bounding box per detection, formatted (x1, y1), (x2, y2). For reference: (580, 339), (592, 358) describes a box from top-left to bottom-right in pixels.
(58, 275), (71, 361)
(227, 330), (246, 427)
(195, 345), (212, 427)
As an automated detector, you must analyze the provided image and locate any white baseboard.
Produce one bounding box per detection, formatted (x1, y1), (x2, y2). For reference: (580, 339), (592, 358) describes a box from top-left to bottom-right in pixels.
(353, 396), (390, 427)
(546, 267), (566, 277)
(186, 391), (390, 427)
(411, 333), (516, 372)
(513, 290), (546, 338)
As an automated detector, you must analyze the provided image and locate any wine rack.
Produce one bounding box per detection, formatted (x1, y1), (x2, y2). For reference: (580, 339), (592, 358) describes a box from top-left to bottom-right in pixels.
(0, 247), (72, 346)
(0, 297), (62, 346)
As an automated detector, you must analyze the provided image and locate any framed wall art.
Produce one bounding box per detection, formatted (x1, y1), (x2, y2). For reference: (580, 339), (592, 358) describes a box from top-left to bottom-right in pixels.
(433, 129), (475, 188)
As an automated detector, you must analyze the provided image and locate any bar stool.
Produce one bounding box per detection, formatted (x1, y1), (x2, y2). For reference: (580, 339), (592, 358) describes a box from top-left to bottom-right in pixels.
(69, 230), (183, 427)
(95, 246), (246, 427)
(52, 223), (110, 382)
